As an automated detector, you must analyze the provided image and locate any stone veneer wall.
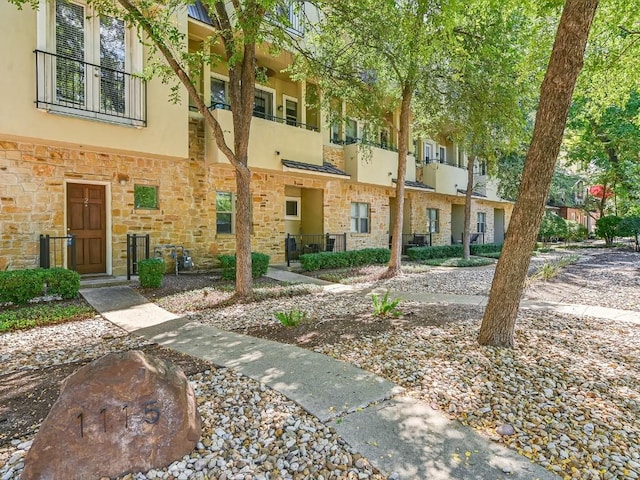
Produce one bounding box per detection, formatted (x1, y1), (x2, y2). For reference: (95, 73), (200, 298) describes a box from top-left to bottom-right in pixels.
(1, 118), (513, 272)
(322, 145), (346, 171)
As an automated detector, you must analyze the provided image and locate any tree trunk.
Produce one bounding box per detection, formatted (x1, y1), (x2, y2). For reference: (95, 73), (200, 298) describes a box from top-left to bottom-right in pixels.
(462, 155), (475, 260)
(478, 0), (599, 347)
(382, 86), (412, 278)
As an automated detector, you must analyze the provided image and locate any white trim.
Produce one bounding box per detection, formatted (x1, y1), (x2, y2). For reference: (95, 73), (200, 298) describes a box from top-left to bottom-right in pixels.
(255, 83), (276, 117)
(285, 196), (301, 220)
(64, 180), (112, 275)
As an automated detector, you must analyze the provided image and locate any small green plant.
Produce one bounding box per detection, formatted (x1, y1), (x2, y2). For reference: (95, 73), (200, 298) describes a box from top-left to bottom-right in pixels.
(531, 254), (579, 281)
(371, 290), (401, 318)
(274, 309), (307, 327)
(139, 258), (165, 288)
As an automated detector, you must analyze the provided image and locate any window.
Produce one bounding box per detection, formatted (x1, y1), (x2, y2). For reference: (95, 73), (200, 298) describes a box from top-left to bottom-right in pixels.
(134, 185), (158, 209)
(284, 97), (298, 126)
(379, 128), (390, 148)
(351, 202), (370, 233)
(211, 76), (228, 108)
(254, 88), (274, 119)
(36, 0), (145, 125)
(216, 192), (235, 234)
(439, 146), (446, 164)
(285, 197), (300, 220)
(331, 121), (341, 144)
(423, 142), (433, 163)
(274, 1), (305, 36)
(477, 212), (487, 234)
(457, 150), (464, 168)
(427, 208), (439, 233)
(345, 119), (358, 144)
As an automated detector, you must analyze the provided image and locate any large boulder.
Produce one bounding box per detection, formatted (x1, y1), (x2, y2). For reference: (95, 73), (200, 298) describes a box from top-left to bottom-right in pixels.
(22, 350), (201, 480)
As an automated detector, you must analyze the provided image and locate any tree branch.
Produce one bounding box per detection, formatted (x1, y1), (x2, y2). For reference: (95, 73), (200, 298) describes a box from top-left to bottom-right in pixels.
(115, 0), (238, 167)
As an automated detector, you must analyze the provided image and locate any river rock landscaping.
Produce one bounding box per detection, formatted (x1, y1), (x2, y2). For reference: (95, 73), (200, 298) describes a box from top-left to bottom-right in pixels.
(1, 247), (639, 479)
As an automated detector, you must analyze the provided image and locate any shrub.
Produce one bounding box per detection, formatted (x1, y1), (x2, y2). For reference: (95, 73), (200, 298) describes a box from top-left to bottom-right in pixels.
(566, 221), (588, 242)
(407, 243), (502, 261)
(0, 270), (46, 305)
(44, 268), (80, 299)
(300, 248), (390, 272)
(539, 211), (567, 244)
(139, 258), (165, 288)
(218, 252), (271, 280)
(596, 215), (622, 246)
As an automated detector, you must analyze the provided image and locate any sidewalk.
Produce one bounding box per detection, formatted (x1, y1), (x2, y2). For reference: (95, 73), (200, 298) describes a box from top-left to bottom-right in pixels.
(81, 284), (559, 479)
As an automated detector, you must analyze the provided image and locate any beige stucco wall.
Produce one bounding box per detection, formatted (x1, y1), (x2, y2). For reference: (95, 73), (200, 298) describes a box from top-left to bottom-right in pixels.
(343, 144), (417, 186)
(0, 3), (189, 159)
(205, 109), (324, 168)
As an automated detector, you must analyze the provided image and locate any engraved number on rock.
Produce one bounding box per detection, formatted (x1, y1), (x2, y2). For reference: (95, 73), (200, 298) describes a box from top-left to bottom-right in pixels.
(74, 401), (160, 437)
(143, 400), (161, 424)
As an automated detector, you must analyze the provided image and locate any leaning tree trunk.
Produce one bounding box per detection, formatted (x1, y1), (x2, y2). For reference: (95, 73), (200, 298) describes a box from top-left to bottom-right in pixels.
(462, 155), (475, 260)
(383, 86), (413, 278)
(478, 0), (599, 347)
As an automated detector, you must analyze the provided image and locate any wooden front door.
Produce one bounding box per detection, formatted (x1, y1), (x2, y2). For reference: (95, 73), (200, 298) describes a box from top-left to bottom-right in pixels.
(67, 183), (107, 274)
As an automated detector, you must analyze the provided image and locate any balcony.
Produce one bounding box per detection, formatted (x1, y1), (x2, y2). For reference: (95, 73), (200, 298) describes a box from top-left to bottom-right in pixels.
(343, 140), (416, 186)
(422, 160), (469, 196)
(205, 104), (323, 169)
(35, 50), (146, 126)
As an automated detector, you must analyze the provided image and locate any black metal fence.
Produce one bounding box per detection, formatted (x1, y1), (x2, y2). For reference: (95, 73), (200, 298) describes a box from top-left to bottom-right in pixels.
(210, 102), (319, 131)
(285, 233), (347, 266)
(398, 233), (433, 254)
(127, 234), (150, 280)
(39, 234), (76, 270)
(35, 50), (146, 126)
(452, 232), (486, 245)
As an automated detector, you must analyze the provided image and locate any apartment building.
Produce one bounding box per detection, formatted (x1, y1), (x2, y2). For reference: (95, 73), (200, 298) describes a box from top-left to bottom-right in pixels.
(0, 0), (513, 275)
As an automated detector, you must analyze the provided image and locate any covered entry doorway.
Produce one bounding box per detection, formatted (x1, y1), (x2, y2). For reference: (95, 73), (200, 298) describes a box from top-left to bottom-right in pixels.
(67, 183), (107, 274)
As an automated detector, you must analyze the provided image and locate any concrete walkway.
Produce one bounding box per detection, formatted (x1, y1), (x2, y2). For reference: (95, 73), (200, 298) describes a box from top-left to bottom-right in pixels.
(81, 282), (563, 479)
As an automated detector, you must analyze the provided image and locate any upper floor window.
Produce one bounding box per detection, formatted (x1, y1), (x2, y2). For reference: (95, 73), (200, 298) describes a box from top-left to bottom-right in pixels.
(35, 0), (145, 126)
(423, 141), (433, 163)
(211, 76), (229, 108)
(275, 1), (305, 36)
(345, 119), (358, 144)
(438, 146), (446, 164)
(283, 96), (298, 126)
(254, 88), (274, 119)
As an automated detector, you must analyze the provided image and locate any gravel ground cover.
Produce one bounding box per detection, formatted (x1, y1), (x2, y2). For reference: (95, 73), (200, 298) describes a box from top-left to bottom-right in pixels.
(0, 319), (383, 480)
(2, 247), (639, 480)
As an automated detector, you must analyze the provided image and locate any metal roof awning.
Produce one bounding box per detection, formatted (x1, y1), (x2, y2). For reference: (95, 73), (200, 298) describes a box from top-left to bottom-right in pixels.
(282, 159), (350, 179)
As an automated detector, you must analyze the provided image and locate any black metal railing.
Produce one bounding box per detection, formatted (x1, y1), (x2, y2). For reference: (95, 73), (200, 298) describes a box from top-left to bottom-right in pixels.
(339, 137), (399, 153)
(389, 233), (433, 255)
(127, 234), (150, 280)
(210, 102), (319, 132)
(285, 233), (347, 266)
(35, 50), (146, 126)
(39, 234), (76, 270)
(452, 232), (485, 245)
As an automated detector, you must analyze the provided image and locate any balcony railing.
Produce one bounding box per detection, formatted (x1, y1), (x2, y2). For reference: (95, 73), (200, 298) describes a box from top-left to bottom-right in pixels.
(335, 137), (400, 153)
(35, 50), (146, 126)
(210, 102), (319, 132)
